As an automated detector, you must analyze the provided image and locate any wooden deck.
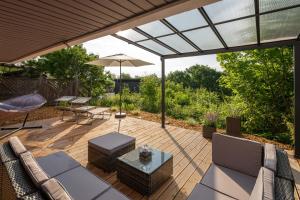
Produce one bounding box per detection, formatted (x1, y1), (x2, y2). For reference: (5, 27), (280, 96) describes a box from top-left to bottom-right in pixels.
(1, 115), (300, 199)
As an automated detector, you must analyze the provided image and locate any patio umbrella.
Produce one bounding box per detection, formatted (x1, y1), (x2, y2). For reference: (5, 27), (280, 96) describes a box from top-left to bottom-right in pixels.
(87, 54), (153, 118)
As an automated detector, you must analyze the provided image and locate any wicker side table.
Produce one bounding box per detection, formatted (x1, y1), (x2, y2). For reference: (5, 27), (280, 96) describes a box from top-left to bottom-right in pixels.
(88, 132), (135, 172)
(117, 148), (173, 195)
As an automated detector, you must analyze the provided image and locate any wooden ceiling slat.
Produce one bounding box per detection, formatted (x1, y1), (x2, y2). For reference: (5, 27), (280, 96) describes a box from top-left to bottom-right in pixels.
(111, 0), (145, 13)
(76, 0), (125, 21)
(1, 0), (96, 31)
(39, 0), (107, 27)
(92, 0), (135, 17)
(129, 0), (155, 10)
(0, 10), (83, 36)
(60, 0), (117, 24)
(23, 0), (103, 29)
(0, 18), (72, 38)
(148, 0), (168, 6)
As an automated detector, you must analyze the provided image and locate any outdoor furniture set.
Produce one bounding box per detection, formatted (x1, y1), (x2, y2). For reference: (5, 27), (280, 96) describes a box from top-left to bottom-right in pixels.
(0, 136), (130, 200)
(88, 132), (173, 195)
(55, 96), (110, 124)
(187, 133), (295, 200)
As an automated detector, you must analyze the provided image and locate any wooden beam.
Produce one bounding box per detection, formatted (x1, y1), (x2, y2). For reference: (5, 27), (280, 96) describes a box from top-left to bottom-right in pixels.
(294, 43), (300, 158)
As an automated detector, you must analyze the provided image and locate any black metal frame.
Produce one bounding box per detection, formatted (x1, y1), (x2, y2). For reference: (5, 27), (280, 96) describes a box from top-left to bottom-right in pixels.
(112, 1), (300, 157)
(0, 113), (42, 139)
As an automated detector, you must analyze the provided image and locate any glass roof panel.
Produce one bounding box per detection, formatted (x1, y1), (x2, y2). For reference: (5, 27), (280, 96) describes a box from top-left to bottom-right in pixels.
(183, 27), (223, 50)
(260, 0), (300, 13)
(260, 7), (300, 42)
(138, 21), (173, 37)
(116, 29), (147, 42)
(216, 17), (257, 47)
(204, 0), (255, 23)
(165, 9), (207, 31)
(137, 40), (175, 55)
(157, 34), (197, 53)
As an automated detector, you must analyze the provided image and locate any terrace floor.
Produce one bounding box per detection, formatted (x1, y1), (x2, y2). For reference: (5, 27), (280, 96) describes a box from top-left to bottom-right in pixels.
(1, 115), (300, 199)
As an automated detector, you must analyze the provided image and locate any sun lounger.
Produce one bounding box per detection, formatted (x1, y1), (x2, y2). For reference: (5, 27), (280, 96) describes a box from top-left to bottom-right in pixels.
(73, 106), (110, 125)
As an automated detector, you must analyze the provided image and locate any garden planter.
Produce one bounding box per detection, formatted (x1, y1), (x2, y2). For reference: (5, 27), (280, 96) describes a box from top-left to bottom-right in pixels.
(202, 126), (216, 139)
(226, 117), (241, 137)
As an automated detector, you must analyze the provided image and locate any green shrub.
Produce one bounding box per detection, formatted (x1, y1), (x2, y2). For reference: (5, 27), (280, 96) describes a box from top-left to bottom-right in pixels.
(140, 75), (160, 113)
(186, 118), (198, 126)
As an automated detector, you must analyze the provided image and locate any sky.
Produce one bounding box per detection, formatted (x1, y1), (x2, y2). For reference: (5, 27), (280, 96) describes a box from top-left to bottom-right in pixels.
(83, 35), (222, 77)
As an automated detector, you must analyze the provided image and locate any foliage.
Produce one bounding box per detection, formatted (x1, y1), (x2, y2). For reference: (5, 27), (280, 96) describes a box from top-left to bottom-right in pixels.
(139, 75), (160, 113)
(167, 64), (227, 94)
(202, 112), (218, 127)
(25, 45), (113, 97)
(218, 47), (294, 138)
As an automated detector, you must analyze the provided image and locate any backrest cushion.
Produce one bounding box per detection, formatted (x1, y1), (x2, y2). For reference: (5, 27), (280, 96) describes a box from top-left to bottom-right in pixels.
(264, 143), (277, 172)
(212, 133), (263, 177)
(42, 178), (72, 200)
(249, 167), (275, 200)
(9, 136), (27, 157)
(20, 151), (49, 187)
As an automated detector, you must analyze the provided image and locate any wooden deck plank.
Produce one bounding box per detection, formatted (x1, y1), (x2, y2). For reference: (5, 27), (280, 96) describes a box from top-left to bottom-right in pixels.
(2, 116), (299, 199)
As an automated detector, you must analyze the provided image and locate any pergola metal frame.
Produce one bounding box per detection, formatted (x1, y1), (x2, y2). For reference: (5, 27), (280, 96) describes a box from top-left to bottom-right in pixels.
(112, 1), (300, 157)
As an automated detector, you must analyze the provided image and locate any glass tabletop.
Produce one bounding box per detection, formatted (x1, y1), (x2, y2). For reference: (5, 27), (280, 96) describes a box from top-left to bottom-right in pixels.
(117, 147), (173, 174)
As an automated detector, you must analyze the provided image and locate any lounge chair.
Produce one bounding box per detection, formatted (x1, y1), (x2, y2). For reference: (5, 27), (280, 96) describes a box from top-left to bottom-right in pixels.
(0, 93), (46, 139)
(187, 133), (295, 200)
(0, 136), (130, 200)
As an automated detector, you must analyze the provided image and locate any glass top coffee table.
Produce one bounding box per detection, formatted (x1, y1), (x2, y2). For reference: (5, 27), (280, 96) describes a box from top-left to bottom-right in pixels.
(117, 147), (173, 195)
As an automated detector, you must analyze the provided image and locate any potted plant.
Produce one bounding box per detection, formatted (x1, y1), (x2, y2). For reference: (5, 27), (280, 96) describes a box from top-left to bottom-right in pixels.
(202, 112), (218, 139)
(226, 107), (241, 137)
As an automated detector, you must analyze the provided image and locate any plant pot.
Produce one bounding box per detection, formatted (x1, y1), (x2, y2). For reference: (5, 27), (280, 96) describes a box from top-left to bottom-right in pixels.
(226, 117), (241, 137)
(202, 126), (216, 139)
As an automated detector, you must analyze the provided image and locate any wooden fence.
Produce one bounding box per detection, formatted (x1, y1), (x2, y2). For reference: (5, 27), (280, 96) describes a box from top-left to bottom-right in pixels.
(0, 76), (78, 104)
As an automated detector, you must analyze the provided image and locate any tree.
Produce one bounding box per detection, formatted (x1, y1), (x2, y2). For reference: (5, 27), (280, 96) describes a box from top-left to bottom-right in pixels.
(26, 45), (113, 97)
(218, 47), (294, 136)
(167, 65), (224, 93)
(140, 75), (160, 113)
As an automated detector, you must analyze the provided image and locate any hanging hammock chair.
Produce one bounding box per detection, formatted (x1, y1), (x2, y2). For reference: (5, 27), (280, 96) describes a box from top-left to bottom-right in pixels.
(0, 93), (47, 138)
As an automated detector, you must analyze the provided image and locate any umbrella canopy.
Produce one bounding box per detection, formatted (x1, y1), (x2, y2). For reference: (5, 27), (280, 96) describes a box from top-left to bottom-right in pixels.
(87, 54), (153, 119)
(87, 54), (153, 67)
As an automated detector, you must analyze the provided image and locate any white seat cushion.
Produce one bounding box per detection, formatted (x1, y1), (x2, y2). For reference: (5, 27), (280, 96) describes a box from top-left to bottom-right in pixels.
(9, 136), (27, 157)
(250, 167), (274, 200)
(20, 151), (49, 187)
(42, 178), (72, 200)
(201, 164), (256, 200)
(264, 143), (277, 172)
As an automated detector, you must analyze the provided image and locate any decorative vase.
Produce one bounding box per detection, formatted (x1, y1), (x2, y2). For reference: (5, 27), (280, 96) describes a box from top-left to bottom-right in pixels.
(226, 117), (241, 137)
(202, 126), (216, 139)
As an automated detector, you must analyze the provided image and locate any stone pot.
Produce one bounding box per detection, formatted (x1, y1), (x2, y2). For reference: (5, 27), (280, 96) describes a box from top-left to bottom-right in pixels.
(226, 117), (241, 137)
(202, 126), (216, 139)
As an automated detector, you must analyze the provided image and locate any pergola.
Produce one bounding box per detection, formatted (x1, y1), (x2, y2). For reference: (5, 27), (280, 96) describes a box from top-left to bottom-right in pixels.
(1, 0), (300, 156)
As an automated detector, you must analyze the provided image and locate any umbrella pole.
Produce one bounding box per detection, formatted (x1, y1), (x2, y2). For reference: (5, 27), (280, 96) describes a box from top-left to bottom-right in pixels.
(119, 60), (122, 115)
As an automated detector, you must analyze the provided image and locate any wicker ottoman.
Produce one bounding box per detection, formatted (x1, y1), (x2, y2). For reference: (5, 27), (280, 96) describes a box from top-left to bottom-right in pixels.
(88, 132), (135, 172)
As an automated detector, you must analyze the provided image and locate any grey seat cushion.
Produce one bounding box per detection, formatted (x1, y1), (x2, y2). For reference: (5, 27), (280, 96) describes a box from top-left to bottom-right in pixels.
(37, 151), (80, 178)
(264, 143), (277, 172)
(9, 136), (27, 157)
(187, 183), (234, 200)
(212, 133), (262, 177)
(201, 164), (256, 200)
(94, 188), (130, 200)
(88, 132), (135, 155)
(55, 166), (110, 200)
